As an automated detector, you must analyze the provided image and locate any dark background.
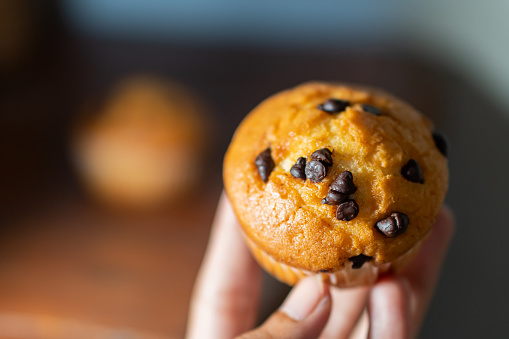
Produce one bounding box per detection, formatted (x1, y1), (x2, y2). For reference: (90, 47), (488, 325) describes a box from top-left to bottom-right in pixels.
(1, 1), (508, 338)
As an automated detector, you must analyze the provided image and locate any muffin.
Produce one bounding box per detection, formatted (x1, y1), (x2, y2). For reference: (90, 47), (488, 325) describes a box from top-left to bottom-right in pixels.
(223, 82), (448, 287)
(73, 76), (205, 210)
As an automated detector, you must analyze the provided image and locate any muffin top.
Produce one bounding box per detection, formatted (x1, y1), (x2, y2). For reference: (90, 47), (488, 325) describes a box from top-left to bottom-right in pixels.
(80, 76), (205, 148)
(224, 82), (448, 272)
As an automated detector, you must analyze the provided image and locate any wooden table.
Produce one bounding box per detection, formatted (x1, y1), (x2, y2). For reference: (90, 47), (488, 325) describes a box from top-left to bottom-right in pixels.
(0, 190), (218, 338)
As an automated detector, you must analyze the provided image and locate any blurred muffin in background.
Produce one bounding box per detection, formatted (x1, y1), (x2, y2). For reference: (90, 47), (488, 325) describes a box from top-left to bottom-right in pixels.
(73, 76), (206, 210)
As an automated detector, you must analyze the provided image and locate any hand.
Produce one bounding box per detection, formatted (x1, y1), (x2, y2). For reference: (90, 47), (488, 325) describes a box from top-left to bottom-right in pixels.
(186, 192), (454, 339)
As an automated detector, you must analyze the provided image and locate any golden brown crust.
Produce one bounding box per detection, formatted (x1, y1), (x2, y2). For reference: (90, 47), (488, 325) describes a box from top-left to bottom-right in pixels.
(224, 82), (448, 272)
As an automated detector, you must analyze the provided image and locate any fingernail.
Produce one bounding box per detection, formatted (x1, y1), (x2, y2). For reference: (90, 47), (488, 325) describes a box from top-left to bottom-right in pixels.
(280, 276), (329, 321)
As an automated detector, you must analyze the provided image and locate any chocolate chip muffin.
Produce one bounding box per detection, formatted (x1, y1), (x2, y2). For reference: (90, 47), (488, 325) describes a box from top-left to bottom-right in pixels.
(223, 82), (449, 287)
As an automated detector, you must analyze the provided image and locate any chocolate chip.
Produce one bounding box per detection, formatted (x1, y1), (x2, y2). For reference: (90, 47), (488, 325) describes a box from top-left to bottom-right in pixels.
(296, 157), (306, 166)
(375, 212), (409, 238)
(361, 104), (382, 116)
(310, 148), (333, 167)
(401, 159), (424, 184)
(305, 160), (328, 182)
(330, 171), (357, 195)
(255, 147), (275, 183)
(349, 254), (372, 269)
(318, 99), (350, 114)
(432, 130), (449, 157)
(336, 200), (359, 221)
(290, 157), (307, 179)
(321, 190), (348, 205)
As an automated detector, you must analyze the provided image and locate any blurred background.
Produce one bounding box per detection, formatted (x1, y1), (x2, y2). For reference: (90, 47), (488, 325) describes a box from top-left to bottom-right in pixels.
(1, 0), (508, 338)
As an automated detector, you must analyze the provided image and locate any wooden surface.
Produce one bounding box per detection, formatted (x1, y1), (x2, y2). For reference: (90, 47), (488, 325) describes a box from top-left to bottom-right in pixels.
(0, 191), (217, 338)
(0, 186), (293, 338)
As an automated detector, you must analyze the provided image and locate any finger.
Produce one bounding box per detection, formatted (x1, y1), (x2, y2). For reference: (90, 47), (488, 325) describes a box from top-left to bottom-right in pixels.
(352, 205), (454, 339)
(319, 286), (370, 339)
(367, 276), (411, 339)
(187, 192), (262, 339)
(237, 276), (332, 339)
(349, 308), (369, 339)
(400, 205), (455, 337)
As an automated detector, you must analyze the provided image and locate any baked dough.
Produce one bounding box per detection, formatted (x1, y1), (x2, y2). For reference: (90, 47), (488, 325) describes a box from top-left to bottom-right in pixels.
(224, 82), (448, 273)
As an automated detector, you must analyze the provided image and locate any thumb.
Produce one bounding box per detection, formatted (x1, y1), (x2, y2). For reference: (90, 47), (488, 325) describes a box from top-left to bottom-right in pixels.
(236, 276), (331, 339)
